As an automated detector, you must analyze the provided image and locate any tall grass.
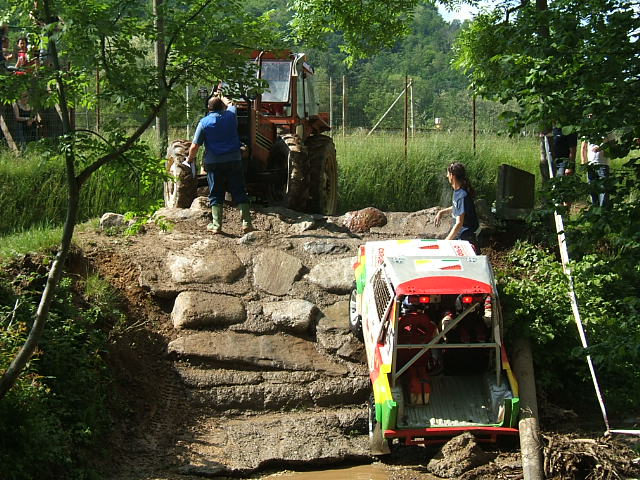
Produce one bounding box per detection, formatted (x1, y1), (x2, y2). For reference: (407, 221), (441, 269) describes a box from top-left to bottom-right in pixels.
(0, 132), (541, 237)
(0, 144), (162, 236)
(335, 132), (540, 212)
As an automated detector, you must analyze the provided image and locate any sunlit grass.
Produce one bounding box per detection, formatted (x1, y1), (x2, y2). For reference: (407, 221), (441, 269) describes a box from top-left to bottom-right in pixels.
(334, 131), (540, 213)
(0, 225), (63, 260)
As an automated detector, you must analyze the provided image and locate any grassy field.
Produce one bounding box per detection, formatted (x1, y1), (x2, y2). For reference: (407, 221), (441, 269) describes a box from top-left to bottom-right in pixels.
(334, 131), (540, 213)
(0, 132), (541, 250)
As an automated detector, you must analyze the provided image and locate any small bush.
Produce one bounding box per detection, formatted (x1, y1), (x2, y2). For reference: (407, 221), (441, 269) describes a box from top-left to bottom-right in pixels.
(0, 259), (117, 479)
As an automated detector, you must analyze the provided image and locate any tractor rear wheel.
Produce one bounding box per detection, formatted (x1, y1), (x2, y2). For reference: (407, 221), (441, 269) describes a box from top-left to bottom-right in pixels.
(164, 140), (197, 208)
(306, 134), (338, 215)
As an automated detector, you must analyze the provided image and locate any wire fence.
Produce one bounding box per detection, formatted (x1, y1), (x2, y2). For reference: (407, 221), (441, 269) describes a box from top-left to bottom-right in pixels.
(0, 73), (528, 154)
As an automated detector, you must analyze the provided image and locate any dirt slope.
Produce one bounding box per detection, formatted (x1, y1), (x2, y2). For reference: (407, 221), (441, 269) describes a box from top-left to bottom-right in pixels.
(74, 201), (640, 480)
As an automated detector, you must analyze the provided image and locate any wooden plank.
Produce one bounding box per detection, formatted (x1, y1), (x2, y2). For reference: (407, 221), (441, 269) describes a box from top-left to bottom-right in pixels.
(0, 111), (19, 153)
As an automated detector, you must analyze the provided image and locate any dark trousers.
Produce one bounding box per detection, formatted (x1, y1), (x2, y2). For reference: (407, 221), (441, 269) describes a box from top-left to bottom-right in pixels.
(587, 164), (610, 207)
(204, 160), (248, 206)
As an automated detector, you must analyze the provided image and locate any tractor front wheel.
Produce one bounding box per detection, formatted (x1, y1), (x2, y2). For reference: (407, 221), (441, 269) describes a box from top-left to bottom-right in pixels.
(164, 140), (197, 208)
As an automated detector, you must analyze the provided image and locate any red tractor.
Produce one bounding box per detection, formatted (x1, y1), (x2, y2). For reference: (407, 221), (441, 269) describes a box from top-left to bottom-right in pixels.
(164, 50), (338, 215)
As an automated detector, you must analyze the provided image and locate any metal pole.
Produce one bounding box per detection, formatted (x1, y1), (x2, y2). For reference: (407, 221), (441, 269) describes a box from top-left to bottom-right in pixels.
(342, 75), (347, 137)
(329, 76), (333, 133)
(367, 80), (412, 137)
(410, 79), (414, 138)
(404, 76), (408, 161)
(472, 92), (477, 155)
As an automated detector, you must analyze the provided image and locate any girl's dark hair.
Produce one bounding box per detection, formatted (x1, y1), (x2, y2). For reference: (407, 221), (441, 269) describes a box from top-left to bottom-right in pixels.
(448, 162), (475, 197)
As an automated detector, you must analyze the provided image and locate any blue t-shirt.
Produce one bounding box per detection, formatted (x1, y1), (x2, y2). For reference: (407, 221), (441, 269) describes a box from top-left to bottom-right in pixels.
(452, 188), (479, 238)
(192, 106), (241, 164)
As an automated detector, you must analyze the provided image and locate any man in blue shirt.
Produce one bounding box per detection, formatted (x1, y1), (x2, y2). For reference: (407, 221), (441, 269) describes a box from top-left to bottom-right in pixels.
(186, 94), (254, 234)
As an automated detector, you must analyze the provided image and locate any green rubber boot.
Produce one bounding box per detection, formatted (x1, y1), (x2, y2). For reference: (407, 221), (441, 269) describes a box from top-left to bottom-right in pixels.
(207, 204), (223, 233)
(239, 203), (255, 234)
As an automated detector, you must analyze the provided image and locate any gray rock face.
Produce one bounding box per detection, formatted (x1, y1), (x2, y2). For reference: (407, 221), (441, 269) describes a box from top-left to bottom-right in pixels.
(177, 367), (369, 412)
(303, 240), (351, 255)
(84, 198), (505, 477)
(168, 239), (244, 284)
(262, 299), (317, 333)
(306, 257), (355, 293)
(178, 408), (370, 475)
(171, 291), (246, 329)
(100, 212), (125, 229)
(168, 331), (349, 376)
(252, 249), (303, 295)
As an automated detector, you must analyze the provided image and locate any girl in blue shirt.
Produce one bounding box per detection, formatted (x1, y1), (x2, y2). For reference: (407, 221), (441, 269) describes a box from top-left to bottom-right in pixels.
(434, 162), (479, 250)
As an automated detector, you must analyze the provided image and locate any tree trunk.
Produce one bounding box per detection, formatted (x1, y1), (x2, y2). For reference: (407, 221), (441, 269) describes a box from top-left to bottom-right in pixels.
(0, 0), (78, 399)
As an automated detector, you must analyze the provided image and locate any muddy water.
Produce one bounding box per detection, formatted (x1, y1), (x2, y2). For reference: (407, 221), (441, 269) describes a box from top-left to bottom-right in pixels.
(261, 463), (389, 480)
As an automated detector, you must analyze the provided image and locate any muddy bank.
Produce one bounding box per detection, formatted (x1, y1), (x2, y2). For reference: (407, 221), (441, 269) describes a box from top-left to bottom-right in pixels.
(74, 202), (639, 479)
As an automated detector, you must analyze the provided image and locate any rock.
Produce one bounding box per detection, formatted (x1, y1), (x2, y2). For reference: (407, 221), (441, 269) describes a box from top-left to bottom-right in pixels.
(303, 240), (351, 255)
(306, 257), (354, 293)
(167, 331), (349, 376)
(154, 206), (209, 222)
(191, 196), (210, 211)
(317, 301), (350, 333)
(252, 249), (303, 296)
(100, 212), (125, 229)
(291, 220), (316, 233)
(262, 299), (317, 334)
(426, 432), (495, 478)
(171, 291), (246, 330)
(167, 240), (245, 284)
(342, 207), (387, 233)
(176, 408), (370, 474)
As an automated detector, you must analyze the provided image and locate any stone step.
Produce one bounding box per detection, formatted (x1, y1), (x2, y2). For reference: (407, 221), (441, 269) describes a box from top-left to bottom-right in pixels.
(173, 407), (371, 476)
(175, 365), (369, 412)
(167, 331), (353, 376)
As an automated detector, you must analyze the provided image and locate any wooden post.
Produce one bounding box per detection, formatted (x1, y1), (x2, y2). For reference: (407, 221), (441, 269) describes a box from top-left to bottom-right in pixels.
(154, 0), (168, 157)
(0, 109), (19, 154)
(329, 76), (333, 132)
(511, 336), (544, 480)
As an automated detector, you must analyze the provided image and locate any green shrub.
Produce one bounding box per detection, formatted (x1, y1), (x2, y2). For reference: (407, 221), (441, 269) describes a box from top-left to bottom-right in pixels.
(0, 260), (117, 479)
(500, 242), (640, 415)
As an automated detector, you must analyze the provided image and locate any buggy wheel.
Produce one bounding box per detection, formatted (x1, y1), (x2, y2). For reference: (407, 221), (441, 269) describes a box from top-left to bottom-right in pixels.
(368, 394), (391, 455)
(349, 286), (363, 341)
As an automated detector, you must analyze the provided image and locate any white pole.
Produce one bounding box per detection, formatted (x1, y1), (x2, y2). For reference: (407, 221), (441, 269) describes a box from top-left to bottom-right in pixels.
(367, 79), (412, 137)
(410, 79), (414, 138)
(186, 84), (190, 139)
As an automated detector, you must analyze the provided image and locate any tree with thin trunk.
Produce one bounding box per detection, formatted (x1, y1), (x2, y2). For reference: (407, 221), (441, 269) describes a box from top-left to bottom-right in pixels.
(0, 0), (281, 398)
